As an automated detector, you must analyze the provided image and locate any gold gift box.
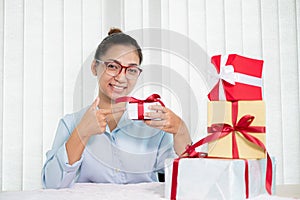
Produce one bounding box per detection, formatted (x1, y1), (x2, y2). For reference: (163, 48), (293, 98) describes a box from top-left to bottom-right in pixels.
(207, 101), (266, 159)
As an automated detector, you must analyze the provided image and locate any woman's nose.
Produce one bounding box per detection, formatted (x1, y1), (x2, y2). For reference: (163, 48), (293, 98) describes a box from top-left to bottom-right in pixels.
(114, 68), (127, 82)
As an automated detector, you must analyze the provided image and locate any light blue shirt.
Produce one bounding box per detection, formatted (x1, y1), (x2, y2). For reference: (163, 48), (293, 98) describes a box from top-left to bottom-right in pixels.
(42, 107), (177, 189)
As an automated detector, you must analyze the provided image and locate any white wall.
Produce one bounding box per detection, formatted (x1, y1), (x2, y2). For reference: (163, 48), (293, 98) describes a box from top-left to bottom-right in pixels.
(0, 0), (299, 191)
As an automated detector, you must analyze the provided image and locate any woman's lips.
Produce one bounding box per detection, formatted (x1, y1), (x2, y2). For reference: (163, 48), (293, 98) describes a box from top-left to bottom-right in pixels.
(109, 83), (127, 93)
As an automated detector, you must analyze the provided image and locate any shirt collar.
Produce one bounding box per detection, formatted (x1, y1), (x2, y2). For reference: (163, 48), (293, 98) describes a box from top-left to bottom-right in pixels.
(110, 110), (134, 132)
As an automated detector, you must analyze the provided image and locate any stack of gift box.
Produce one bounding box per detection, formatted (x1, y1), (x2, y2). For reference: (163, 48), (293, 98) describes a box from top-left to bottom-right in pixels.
(165, 54), (276, 199)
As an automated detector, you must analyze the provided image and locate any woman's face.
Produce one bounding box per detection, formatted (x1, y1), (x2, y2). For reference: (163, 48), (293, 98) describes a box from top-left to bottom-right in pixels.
(92, 44), (140, 102)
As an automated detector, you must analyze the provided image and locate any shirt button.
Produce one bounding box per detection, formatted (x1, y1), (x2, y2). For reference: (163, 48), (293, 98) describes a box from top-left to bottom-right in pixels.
(115, 168), (120, 173)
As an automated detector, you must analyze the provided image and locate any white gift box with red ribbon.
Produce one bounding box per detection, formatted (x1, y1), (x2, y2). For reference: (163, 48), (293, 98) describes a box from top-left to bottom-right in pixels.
(116, 94), (165, 120)
(127, 102), (162, 120)
(164, 157), (276, 199)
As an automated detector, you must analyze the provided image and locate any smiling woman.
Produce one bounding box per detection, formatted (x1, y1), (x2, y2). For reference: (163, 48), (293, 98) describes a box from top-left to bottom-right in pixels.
(41, 28), (192, 189)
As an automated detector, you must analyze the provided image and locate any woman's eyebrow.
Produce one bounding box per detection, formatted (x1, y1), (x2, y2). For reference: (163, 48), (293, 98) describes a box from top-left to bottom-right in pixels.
(106, 58), (117, 62)
(108, 59), (139, 66)
(127, 63), (139, 66)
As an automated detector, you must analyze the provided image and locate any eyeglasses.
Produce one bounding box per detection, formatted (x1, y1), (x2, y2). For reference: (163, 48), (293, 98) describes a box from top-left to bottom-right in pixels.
(95, 59), (142, 80)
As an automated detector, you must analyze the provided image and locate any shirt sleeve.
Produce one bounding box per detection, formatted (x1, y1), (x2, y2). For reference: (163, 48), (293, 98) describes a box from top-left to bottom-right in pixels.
(42, 117), (83, 189)
(155, 132), (177, 174)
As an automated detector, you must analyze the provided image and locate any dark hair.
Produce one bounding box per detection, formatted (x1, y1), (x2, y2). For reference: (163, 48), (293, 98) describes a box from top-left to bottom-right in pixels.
(94, 28), (143, 64)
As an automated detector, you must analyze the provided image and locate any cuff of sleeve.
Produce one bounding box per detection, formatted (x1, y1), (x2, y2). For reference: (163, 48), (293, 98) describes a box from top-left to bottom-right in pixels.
(56, 142), (83, 173)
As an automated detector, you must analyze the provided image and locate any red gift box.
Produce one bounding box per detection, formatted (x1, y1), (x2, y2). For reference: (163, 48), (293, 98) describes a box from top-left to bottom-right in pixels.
(208, 54), (264, 101)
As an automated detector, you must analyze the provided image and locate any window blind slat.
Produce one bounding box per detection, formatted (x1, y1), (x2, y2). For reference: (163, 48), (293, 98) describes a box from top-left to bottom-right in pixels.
(187, 0), (208, 141)
(2, 0), (24, 191)
(261, 0), (284, 184)
(0, 0), (4, 191)
(242, 0), (263, 57)
(43, 0), (64, 164)
(23, 0), (43, 190)
(64, 0), (83, 114)
(224, 0), (243, 54)
(206, 0), (225, 55)
(278, 0), (300, 184)
(82, 0), (102, 108)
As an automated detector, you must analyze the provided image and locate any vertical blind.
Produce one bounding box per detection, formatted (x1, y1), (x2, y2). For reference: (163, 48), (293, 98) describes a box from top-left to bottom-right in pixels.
(0, 0), (299, 191)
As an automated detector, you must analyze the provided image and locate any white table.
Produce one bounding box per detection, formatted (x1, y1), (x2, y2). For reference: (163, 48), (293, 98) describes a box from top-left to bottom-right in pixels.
(276, 184), (300, 199)
(0, 183), (298, 200)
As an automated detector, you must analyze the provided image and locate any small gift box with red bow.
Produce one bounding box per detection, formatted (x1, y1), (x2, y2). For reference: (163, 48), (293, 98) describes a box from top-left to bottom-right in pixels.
(115, 94), (165, 120)
(208, 54), (264, 101)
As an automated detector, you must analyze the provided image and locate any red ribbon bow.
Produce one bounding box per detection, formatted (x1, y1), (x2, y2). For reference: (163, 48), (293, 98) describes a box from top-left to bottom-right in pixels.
(207, 114), (266, 158)
(115, 94), (165, 120)
(170, 102), (273, 200)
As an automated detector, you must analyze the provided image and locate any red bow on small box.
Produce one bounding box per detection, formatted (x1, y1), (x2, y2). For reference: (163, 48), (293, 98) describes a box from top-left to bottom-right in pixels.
(115, 94), (165, 120)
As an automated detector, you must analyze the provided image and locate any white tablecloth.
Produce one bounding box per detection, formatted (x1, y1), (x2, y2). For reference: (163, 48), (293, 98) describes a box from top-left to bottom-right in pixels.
(0, 183), (297, 200)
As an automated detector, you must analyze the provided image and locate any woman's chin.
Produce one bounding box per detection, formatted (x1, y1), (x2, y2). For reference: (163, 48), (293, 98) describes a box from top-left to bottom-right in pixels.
(109, 92), (127, 101)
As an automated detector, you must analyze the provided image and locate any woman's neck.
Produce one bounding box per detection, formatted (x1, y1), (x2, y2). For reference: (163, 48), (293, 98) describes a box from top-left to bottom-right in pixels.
(98, 93), (114, 108)
(97, 93), (126, 131)
(98, 93), (126, 109)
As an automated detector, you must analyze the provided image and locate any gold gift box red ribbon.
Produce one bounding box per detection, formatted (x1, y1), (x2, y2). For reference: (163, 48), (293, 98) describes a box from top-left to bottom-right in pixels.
(207, 101), (266, 159)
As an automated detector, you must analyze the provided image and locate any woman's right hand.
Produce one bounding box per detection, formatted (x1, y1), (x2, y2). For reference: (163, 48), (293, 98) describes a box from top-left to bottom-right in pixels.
(76, 97), (124, 139)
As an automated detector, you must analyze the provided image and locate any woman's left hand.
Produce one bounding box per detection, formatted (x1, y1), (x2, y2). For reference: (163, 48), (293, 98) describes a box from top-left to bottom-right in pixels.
(143, 105), (186, 135)
(144, 104), (192, 155)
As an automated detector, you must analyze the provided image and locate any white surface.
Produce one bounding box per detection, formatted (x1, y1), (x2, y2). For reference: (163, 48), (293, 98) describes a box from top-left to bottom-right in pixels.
(0, 183), (295, 200)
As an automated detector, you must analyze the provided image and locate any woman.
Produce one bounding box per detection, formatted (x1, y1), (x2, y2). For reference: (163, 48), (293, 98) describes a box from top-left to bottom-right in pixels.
(42, 28), (192, 189)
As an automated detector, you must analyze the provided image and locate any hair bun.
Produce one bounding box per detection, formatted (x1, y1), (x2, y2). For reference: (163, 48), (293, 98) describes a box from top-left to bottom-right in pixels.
(108, 28), (122, 35)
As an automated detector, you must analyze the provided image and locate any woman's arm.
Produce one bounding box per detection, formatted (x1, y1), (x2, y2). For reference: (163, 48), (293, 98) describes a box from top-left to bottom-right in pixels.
(42, 98), (100, 189)
(65, 98), (100, 165)
(42, 118), (83, 189)
(144, 105), (192, 155)
(66, 97), (125, 164)
(171, 120), (192, 155)
(43, 97), (125, 188)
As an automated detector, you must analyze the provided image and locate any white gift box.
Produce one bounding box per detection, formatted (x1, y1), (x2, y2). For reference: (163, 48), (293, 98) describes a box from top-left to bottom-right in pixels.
(165, 157), (276, 199)
(127, 102), (162, 120)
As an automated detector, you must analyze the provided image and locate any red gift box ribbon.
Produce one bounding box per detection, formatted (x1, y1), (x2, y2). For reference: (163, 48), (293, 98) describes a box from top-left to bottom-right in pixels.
(170, 102), (273, 199)
(115, 94), (165, 120)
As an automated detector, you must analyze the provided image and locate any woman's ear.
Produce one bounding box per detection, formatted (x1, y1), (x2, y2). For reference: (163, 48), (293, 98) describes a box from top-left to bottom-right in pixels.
(91, 60), (98, 76)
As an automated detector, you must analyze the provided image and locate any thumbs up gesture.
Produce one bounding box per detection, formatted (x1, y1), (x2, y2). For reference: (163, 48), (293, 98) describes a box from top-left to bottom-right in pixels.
(76, 97), (125, 139)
